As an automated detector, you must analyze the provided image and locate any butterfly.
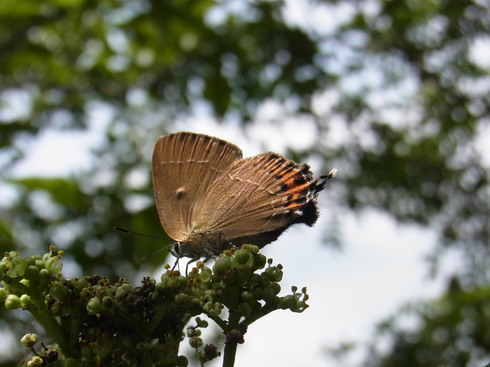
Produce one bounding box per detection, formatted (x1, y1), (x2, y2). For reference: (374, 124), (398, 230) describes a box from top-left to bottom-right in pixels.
(152, 132), (335, 259)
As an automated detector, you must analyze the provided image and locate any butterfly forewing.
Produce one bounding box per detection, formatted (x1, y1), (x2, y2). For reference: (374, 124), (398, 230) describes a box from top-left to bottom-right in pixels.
(152, 132), (242, 242)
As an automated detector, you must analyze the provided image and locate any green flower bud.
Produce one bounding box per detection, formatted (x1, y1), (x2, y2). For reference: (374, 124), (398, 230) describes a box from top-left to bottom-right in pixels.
(213, 255), (232, 276)
(92, 284), (103, 292)
(45, 256), (63, 274)
(234, 249), (253, 268)
(49, 300), (62, 314)
(203, 301), (223, 317)
(240, 244), (259, 254)
(0, 288), (7, 302)
(241, 291), (257, 305)
(200, 268), (212, 282)
(261, 287), (277, 303)
(236, 267), (254, 283)
(71, 277), (90, 292)
(20, 333), (38, 347)
(174, 293), (191, 304)
(195, 318), (208, 328)
(102, 296), (115, 307)
(27, 355), (44, 367)
(5, 294), (21, 309)
(115, 283), (134, 300)
(40, 252), (52, 265)
(278, 295), (297, 309)
(25, 265), (40, 279)
(80, 287), (93, 299)
(3, 252), (27, 277)
(265, 266), (283, 282)
(160, 272), (186, 288)
(187, 327), (201, 337)
(39, 268), (51, 280)
(252, 287), (263, 299)
(86, 297), (103, 315)
(254, 253), (267, 269)
(49, 284), (69, 299)
(176, 355), (188, 367)
(292, 300), (308, 312)
(119, 283), (134, 292)
(271, 283), (281, 295)
(20, 294), (32, 308)
(201, 289), (215, 303)
(219, 267), (238, 283)
(189, 336), (203, 348)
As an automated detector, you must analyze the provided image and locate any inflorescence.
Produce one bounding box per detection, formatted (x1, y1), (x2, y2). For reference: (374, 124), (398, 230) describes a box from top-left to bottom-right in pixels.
(1, 244), (309, 367)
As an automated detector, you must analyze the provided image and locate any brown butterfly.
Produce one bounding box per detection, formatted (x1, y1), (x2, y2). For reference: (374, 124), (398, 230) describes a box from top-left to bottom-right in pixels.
(152, 132), (335, 259)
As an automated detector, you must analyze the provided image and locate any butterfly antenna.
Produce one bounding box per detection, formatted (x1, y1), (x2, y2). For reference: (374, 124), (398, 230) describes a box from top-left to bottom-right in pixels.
(113, 227), (174, 262)
(139, 245), (175, 263)
(113, 226), (168, 240)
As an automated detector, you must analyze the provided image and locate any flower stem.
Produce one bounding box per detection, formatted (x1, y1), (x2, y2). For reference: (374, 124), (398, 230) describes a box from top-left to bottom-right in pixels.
(5, 279), (70, 355)
(222, 341), (238, 367)
(221, 310), (241, 367)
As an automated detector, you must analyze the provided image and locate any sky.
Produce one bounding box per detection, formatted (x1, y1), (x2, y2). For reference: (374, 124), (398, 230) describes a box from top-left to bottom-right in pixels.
(6, 115), (462, 367)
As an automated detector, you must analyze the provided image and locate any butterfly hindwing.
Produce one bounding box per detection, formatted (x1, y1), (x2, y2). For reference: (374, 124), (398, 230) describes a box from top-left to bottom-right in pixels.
(191, 152), (322, 246)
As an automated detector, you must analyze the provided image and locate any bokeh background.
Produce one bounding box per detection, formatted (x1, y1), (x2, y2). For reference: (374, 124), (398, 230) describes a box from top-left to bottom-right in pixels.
(1, 0), (489, 366)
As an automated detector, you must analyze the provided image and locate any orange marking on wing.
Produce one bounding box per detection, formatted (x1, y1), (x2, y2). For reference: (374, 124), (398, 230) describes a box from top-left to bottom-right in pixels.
(279, 173), (315, 211)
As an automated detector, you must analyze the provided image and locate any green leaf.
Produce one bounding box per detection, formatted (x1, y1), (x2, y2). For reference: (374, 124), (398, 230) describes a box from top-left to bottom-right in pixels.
(9, 177), (86, 209)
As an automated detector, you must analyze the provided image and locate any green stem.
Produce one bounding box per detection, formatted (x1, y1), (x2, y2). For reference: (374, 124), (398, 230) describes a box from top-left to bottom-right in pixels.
(67, 310), (81, 352)
(207, 314), (228, 330)
(147, 301), (171, 335)
(241, 304), (275, 328)
(5, 279), (70, 354)
(221, 310), (241, 367)
(222, 341), (238, 367)
(141, 351), (153, 367)
(29, 305), (70, 353)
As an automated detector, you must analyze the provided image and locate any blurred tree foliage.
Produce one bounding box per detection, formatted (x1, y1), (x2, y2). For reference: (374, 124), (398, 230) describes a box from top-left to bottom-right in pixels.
(362, 279), (490, 367)
(0, 0), (489, 366)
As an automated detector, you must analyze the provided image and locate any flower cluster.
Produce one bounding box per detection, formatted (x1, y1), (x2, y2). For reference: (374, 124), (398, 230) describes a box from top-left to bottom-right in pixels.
(0, 247), (63, 310)
(1, 244), (309, 367)
(206, 245), (309, 344)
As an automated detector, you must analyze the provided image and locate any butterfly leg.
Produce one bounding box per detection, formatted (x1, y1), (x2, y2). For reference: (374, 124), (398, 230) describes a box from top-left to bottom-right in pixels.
(217, 231), (234, 251)
(184, 257), (202, 275)
(171, 256), (181, 271)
